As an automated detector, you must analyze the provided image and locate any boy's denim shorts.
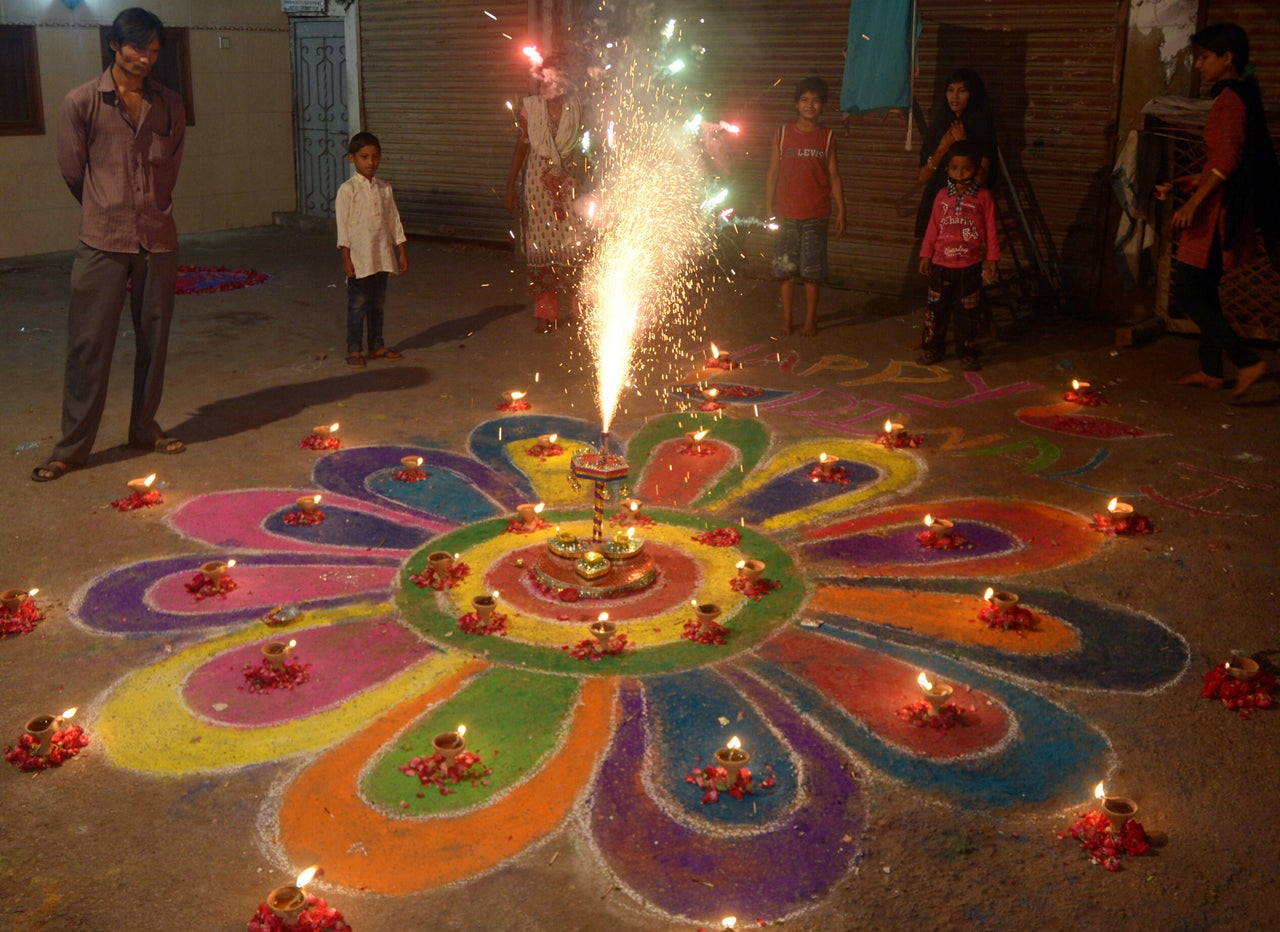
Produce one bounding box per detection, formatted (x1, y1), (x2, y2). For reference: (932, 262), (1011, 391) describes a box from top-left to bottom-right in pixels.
(772, 217), (829, 283)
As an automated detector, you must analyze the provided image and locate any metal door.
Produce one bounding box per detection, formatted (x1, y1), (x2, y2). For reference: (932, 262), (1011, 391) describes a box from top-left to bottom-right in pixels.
(291, 17), (348, 217)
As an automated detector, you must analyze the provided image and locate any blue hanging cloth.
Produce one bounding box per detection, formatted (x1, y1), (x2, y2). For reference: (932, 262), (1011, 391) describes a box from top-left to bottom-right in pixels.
(840, 1), (922, 115)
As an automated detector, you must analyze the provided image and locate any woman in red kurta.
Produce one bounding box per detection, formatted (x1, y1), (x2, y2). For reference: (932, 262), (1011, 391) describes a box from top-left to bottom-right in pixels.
(1170, 23), (1278, 401)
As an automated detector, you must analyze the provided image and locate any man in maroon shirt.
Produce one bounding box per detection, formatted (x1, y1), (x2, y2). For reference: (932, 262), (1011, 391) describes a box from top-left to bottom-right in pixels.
(33, 7), (186, 482)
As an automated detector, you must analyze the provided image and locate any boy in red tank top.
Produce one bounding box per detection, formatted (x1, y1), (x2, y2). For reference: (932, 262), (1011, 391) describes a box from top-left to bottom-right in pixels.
(765, 76), (846, 337)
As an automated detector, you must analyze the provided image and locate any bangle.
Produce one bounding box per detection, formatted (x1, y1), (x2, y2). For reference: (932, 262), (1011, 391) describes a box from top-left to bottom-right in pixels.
(927, 157), (936, 171)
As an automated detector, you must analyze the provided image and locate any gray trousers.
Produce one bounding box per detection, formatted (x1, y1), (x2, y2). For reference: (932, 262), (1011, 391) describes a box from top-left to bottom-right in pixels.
(51, 244), (178, 466)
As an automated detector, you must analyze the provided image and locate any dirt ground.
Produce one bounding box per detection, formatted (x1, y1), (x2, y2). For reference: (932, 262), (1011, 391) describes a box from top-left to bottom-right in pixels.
(0, 227), (1276, 931)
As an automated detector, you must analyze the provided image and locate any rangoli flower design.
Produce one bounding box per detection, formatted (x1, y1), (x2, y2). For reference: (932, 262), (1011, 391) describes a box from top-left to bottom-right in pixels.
(76, 410), (1187, 923)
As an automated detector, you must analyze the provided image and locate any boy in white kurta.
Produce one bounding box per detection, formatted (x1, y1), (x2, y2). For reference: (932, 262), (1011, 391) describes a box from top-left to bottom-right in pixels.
(336, 132), (407, 366)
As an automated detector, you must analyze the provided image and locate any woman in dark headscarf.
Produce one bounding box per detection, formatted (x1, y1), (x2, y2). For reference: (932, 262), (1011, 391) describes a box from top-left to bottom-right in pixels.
(1170, 22), (1278, 400)
(915, 68), (999, 239)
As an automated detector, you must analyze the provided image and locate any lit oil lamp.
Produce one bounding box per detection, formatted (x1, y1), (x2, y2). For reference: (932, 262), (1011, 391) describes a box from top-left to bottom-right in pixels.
(1094, 781), (1138, 834)
(736, 559), (766, 582)
(472, 591), (499, 621)
(1, 587), (37, 613)
(537, 432), (559, 447)
(555, 526), (577, 546)
(917, 672), (953, 714)
(432, 724), (467, 762)
(714, 735), (750, 783)
(502, 389), (527, 404)
(312, 421), (340, 438)
(262, 638), (296, 669)
(983, 586), (1019, 613)
(126, 472), (156, 494)
(1107, 497), (1134, 517)
(295, 494), (321, 514)
(884, 419), (904, 436)
(923, 514), (954, 536)
(685, 428), (709, 454)
(267, 865), (318, 926)
(400, 455), (424, 469)
(721, 918), (738, 931)
(817, 452), (837, 477)
(1224, 655), (1260, 680)
(24, 706), (76, 757)
(620, 498), (643, 523)
(693, 600), (723, 634)
(516, 502), (545, 525)
(589, 611), (617, 646)
(1072, 379), (1090, 392)
(200, 558), (235, 582)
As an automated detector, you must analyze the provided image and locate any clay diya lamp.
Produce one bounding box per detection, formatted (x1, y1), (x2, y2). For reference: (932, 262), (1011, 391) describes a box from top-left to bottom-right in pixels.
(2, 588), (30, 613)
(619, 498), (643, 523)
(24, 707), (75, 757)
(685, 429), (709, 453)
(917, 672), (953, 715)
(1224, 656), (1260, 680)
(1095, 782), (1138, 834)
(127, 473), (156, 495)
(984, 587), (1019, 614)
(400, 455), (424, 469)
(312, 422), (339, 438)
(295, 494), (321, 514)
(883, 419), (904, 438)
(537, 433), (559, 447)
(501, 390), (526, 405)
(1107, 498), (1134, 519)
(589, 613), (617, 647)
(736, 559), (766, 582)
(471, 592), (498, 621)
(714, 736), (750, 784)
(261, 639), (295, 670)
(694, 602), (723, 635)
(23, 714), (58, 757)
(432, 726), (467, 763)
(200, 559), (234, 582)
(267, 866), (317, 927)
(924, 514), (954, 538)
(516, 502), (545, 526)
(427, 551), (455, 574)
(816, 452), (838, 477)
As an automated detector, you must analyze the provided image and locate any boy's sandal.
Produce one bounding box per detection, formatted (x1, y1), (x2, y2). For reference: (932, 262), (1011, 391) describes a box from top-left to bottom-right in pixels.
(153, 437), (186, 454)
(31, 460), (73, 483)
(346, 353), (366, 367)
(368, 347), (402, 360)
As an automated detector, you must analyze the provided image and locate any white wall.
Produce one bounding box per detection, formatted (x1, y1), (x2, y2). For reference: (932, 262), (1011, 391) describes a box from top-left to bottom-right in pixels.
(0, 0), (295, 258)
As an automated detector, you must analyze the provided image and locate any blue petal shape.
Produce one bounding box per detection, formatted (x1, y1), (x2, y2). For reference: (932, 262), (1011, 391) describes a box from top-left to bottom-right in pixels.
(366, 469), (503, 524)
(735, 462), (879, 524)
(264, 505), (435, 550)
(74, 553), (399, 635)
(314, 445), (521, 517)
(740, 633), (1111, 808)
(469, 415), (606, 484)
(645, 670), (795, 825)
(811, 576), (1191, 691)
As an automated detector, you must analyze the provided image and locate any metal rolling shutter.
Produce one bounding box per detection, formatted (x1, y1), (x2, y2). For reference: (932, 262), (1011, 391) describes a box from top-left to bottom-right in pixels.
(358, 0), (535, 240)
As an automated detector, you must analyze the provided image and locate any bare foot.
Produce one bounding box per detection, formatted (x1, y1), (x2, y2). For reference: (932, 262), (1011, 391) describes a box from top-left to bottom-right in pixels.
(1170, 371), (1224, 390)
(1231, 360), (1269, 400)
(800, 327), (817, 338)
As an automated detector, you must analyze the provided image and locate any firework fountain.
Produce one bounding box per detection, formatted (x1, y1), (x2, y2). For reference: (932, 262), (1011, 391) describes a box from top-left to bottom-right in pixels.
(536, 18), (716, 593)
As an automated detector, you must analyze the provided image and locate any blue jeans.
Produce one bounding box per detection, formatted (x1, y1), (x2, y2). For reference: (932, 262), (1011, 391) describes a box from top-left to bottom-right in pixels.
(347, 272), (388, 354)
(772, 218), (829, 283)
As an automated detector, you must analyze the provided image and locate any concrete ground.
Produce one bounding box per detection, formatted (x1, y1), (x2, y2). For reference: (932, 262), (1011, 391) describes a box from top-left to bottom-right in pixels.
(0, 226), (1277, 931)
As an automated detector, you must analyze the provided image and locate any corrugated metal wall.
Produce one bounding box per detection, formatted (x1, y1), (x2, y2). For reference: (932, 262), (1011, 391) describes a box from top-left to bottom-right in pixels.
(358, 0), (535, 240)
(1207, 1), (1280, 87)
(357, 0), (1126, 301)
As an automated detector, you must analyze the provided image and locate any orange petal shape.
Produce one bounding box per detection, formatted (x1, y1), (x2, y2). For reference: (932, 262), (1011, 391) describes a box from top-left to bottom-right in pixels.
(278, 665), (616, 895)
